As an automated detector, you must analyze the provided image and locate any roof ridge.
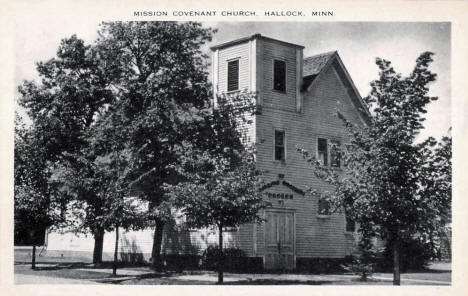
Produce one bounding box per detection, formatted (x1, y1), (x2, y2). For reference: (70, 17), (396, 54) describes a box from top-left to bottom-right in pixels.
(210, 34), (304, 51)
(304, 50), (337, 60)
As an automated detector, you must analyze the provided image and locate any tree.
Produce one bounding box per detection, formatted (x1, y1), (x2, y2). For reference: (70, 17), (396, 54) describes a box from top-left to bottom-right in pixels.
(17, 35), (115, 264)
(17, 22), (217, 265)
(297, 52), (451, 285)
(50, 108), (146, 266)
(14, 115), (62, 269)
(93, 21), (216, 266)
(89, 107), (148, 274)
(166, 92), (267, 284)
(422, 132), (452, 259)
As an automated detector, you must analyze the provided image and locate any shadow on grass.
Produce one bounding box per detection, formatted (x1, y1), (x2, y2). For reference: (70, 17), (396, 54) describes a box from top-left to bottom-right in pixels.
(14, 261), (153, 271)
(229, 279), (329, 285)
(403, 267), (451, 274)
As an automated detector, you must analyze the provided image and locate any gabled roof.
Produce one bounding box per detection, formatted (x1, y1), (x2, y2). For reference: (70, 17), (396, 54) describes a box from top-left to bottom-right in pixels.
(301, 51), (336, 91)
(303, 51), (336, 76)
(302, 51), (372, 124)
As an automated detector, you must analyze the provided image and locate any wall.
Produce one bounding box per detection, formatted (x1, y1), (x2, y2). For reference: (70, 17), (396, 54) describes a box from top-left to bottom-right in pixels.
(261, 40), (298, 112)
(254, 59), (365, 259)
(217, 42), (251, 93)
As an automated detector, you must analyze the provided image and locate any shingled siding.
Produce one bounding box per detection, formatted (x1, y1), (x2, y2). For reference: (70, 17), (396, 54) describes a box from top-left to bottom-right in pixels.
(253, 60), (364, 259)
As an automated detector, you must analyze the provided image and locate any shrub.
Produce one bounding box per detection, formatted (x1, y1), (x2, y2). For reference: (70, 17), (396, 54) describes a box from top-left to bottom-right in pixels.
(378, 238), (434, 272)
(296, 257), (354, 274)
(161, 254), (202, 271)
(341, 257), (375, 281)
(202, 246), (249, 272)
(120, 252), (145, 265)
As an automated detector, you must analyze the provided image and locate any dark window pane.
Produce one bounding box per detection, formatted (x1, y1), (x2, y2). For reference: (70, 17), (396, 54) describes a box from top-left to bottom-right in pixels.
(227, 60), (239, 91)
(274, 130), (285, 161)
(346, 217), (356, 232)
(318, 199), (331, 215)
(330, 140), (341, 167)
(275, 130), (284, 146)
(318, 138), (328, 166)
(274, 60), (286, 92)
(275, 147), (284, 161)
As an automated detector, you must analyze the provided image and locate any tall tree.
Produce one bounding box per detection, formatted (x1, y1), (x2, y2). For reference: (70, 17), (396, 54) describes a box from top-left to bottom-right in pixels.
(166, 92), (267, 284)
(94, 21), (216, 266)
(17, 35), (116, 263)
(297, 52), (450, 285)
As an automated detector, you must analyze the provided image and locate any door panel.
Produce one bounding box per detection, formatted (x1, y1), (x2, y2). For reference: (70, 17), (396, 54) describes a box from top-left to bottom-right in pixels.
(264, 210), (294, 270)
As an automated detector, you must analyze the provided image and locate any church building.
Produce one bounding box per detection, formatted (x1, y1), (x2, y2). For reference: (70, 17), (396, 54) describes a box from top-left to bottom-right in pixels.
(46, 34), (371, 271)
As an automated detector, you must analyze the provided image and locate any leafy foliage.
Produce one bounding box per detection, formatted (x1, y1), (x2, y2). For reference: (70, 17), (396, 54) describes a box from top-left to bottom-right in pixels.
(16, 22), (217, 264)
(166, 91), (267, 283)
(166, 91), (267, 230)
(14, 115), (60, 245)
(298, 52), (451, 284)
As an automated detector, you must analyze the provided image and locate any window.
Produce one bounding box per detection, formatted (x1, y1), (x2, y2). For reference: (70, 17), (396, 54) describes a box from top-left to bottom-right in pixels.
(317, 138), (328, 166)
(318, 198), (331, 216)
(273, 60), (286, 92)
(274, 130), (285, 161)
(330, 140), (341, 167)
(345, 217), (356, 232)
(227, 59), (239, 92)
(317, 138), (341, 168)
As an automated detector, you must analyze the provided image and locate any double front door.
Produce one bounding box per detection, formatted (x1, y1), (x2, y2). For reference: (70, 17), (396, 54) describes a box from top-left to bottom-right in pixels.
(264, 210), (295, 270)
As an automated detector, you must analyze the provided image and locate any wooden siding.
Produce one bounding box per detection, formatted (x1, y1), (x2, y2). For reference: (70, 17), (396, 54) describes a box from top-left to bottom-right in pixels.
(253, 60), (364, 258)
(47, 225), (247, 257)
(261, 40), (298, 112)
(217, 42), (251, 93)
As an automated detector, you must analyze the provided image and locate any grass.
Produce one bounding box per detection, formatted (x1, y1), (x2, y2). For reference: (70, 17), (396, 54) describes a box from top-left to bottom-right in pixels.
(14, 248), (451, 285)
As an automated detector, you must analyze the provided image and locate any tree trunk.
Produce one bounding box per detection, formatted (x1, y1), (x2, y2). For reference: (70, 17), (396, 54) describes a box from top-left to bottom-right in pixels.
(93, 228), (105, 265)
(31, 245), (36, 270)
(113, 225), (119, 276)
(151, 219), (165, 269)
(393, 240), (400, 286)
(218, 224), (224, 285)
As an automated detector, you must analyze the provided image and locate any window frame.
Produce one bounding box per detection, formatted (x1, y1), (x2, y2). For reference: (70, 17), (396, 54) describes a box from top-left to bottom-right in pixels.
(329, 139), (342, 168)
(227, 58), (240, 92)
(345, 216), (356, 233)
(317, 197), (332, 217)
(272, 59), (287, 93)
(316, 137), (342, 169)
(273, 129), (286, 162)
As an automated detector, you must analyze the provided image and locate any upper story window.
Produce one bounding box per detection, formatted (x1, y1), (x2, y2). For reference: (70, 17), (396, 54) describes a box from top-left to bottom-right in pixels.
(274, 130), (285, 161)
(227, 59), (239, 92)
(273, 59), (286, 92)
(317, 138), (328, 166)
(317, 138), (341, 168)
(330, 140), (341, 167)
(318, 198), (331, 216)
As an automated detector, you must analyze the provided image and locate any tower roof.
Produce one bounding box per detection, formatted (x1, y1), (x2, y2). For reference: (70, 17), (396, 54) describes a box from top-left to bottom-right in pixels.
(210, 34), (304, 51)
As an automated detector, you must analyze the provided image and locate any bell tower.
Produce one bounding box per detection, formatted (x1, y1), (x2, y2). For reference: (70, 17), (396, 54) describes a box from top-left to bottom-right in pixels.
(210, 34), (304, 113)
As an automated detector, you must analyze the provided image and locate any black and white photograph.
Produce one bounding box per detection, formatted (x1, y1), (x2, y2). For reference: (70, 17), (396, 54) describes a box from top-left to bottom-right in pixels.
(2, 1), (465, 292)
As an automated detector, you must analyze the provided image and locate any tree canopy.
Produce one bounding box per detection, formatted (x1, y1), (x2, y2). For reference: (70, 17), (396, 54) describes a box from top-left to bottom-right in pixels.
(298, 52), (451, 285)
(15, 21), (218, 265)
(166, 91), (267, 283)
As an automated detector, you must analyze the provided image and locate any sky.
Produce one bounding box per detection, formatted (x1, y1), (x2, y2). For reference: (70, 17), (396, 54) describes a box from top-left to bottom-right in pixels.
(15, 21), (451, 141)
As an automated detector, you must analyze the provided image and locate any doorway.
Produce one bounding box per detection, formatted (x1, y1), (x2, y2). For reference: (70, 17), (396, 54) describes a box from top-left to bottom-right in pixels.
(264, 209), (295, 270)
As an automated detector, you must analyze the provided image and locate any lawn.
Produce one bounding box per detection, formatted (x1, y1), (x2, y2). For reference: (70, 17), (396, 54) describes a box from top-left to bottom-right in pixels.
(14, 248), (451, 285)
